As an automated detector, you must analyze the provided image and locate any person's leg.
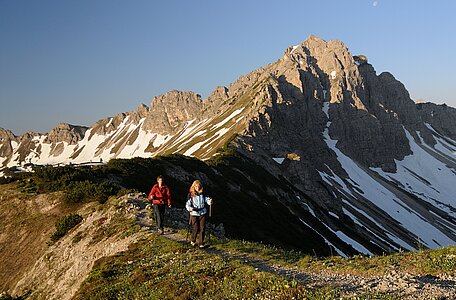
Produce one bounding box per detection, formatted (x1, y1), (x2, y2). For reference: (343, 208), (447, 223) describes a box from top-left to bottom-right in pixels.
(158, 205), (166, 230)
(199, 214), (206, 246)
(154, 205), (162, 230)
(191, 216), (199, 243)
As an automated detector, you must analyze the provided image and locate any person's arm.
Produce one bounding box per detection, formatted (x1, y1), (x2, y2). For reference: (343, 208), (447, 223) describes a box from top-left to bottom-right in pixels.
(185, 194), (193, 212)
(205, 195), (213, 205)
(166, 187), (172, 207)
(148, 185), (156, 202)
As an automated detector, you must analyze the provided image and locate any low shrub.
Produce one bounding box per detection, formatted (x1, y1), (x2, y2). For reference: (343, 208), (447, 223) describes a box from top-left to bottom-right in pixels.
(51, 214), (83, 242)
(64, 181), (120, 204)
(0, 291), (30, 300)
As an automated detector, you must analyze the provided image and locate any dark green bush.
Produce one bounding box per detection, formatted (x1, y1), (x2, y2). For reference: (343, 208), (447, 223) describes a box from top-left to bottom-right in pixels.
(0, 291), (30, 300)
(0, 293), (13, 300)
(63, 181), (120, 204)
(93, 181), (120, 204)
(32, 165), (97, 193)
(51, 214), (83, 242)
(0, 171), (30, 185)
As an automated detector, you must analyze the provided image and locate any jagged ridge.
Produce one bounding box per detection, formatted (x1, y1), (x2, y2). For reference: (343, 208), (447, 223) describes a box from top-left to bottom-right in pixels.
(2, 35), (456, 256)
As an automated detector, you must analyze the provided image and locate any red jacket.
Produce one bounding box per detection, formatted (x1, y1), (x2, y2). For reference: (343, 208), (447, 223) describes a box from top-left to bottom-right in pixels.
(148, 184), (172, 206)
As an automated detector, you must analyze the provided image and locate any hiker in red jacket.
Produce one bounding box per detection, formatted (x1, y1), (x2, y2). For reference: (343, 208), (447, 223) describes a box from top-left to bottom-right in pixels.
(148, 175), (172, 235)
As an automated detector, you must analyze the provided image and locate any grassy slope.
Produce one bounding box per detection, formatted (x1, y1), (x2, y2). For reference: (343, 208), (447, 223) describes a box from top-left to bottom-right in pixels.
(0, 183), (77, 292)
(74, 230), (456, 300)
(73, 235), (340, 300)
(212, 238), (456, 277)
(2, 170), (455, 299)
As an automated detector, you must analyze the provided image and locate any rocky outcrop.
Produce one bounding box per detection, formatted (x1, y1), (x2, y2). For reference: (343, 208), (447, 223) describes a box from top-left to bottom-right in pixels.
(417, 102), (456, 140)
(0, 128), (15, 167)
(44, 123), (88, 145)
(143, 90), (204, 134)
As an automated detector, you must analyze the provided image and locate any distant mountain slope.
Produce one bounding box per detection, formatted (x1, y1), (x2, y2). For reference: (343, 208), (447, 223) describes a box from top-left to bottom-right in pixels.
(2, 35), (456, 255)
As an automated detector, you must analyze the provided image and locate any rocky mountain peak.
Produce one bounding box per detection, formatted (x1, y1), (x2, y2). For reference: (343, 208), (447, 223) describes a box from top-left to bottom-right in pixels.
(135, 103), (150, 115)
(204, 86), (230, 115)
(127, 103), (150, 124)
(143, 90), (204, 134)
(0, 127), (15, 140)
(44, 123), (88, 145)
(150, 90), (202, 108)
(207, 86), (229, 102)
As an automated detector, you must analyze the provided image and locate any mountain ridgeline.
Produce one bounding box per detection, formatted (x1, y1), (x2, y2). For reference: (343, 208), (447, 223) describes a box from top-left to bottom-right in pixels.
(2, 35), (456, 256)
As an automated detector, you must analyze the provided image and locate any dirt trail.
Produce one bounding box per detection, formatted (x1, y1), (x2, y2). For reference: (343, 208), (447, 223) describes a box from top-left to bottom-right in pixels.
(129, 196), (456, 299)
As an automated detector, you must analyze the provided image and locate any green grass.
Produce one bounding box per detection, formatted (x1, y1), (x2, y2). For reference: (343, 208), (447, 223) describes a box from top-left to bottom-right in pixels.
(203, 234), (456, 278)
(248, 241), (456, 276)
(74, 235), (345, 300)
(74, 227), (410, 300)
(301, 246), (456, 276)
(210, 237), (304, 265)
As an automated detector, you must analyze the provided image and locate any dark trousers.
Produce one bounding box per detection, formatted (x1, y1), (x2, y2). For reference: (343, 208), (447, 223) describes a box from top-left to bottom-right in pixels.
(154, 204), (166, 230)
(190, 214), (206, 245)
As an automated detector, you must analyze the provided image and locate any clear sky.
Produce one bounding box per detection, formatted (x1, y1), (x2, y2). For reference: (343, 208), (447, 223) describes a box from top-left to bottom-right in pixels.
(1, 0), (455, 135)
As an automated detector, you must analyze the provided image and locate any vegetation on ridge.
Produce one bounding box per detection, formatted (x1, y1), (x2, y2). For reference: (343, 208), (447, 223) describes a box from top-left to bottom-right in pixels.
(50, 213), (83, 242)
(1, 153), (333, 255)
(73, 226), (456, 299)
(74, 236), (341, 300)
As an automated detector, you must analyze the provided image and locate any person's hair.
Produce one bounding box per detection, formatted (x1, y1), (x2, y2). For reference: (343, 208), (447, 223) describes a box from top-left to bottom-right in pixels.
(189, 180), (203, 197)
(157, 175), (164, 181)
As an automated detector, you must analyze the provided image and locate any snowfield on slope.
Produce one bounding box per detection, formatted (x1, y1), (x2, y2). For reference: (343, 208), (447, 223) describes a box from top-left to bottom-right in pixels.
(320, 103), (456, 251)
(371, 128), (456, 215)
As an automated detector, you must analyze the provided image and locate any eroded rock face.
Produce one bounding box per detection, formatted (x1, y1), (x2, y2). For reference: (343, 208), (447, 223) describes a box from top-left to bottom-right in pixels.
(143, 90), (204, 134)
(0, 128), (15, 166)
(263, 35), (436, 173)
(44, 123), (88, 145)
(417, 102), (456, 140)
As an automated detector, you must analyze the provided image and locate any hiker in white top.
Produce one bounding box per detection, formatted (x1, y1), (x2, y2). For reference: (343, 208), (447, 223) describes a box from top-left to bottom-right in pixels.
(185, 180), (212, 248)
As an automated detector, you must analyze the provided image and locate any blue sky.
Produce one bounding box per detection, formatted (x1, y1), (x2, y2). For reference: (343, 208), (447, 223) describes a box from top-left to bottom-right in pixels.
(1, 0), (455, 135)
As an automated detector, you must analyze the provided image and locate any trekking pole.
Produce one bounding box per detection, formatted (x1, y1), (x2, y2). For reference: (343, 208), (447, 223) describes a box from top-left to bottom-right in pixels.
(186, 222), (190, 242)
(209, 197), (212, 217)
(186, 215), (191, 242)
(207, 198), (213, 244)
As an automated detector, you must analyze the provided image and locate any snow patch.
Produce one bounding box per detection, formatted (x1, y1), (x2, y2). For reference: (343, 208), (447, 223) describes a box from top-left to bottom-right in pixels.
(298, 218), (347, 257)
(105, 118), (113, 128)
(302, 202), (316, 218)
(334, 230), (373, 256)
(272, 157), (285, 164)
(322, 102), (329, 118)
(328, 211), (339, 219)
(372, 128), (456, 212)
(212, 108), (245, 130)
(183, 141), (207, 157)
(153, 133), (170, 148)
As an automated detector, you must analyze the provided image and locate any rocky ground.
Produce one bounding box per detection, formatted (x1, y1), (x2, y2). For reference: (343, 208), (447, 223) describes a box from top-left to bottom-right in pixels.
(126, 194), (456, 299)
